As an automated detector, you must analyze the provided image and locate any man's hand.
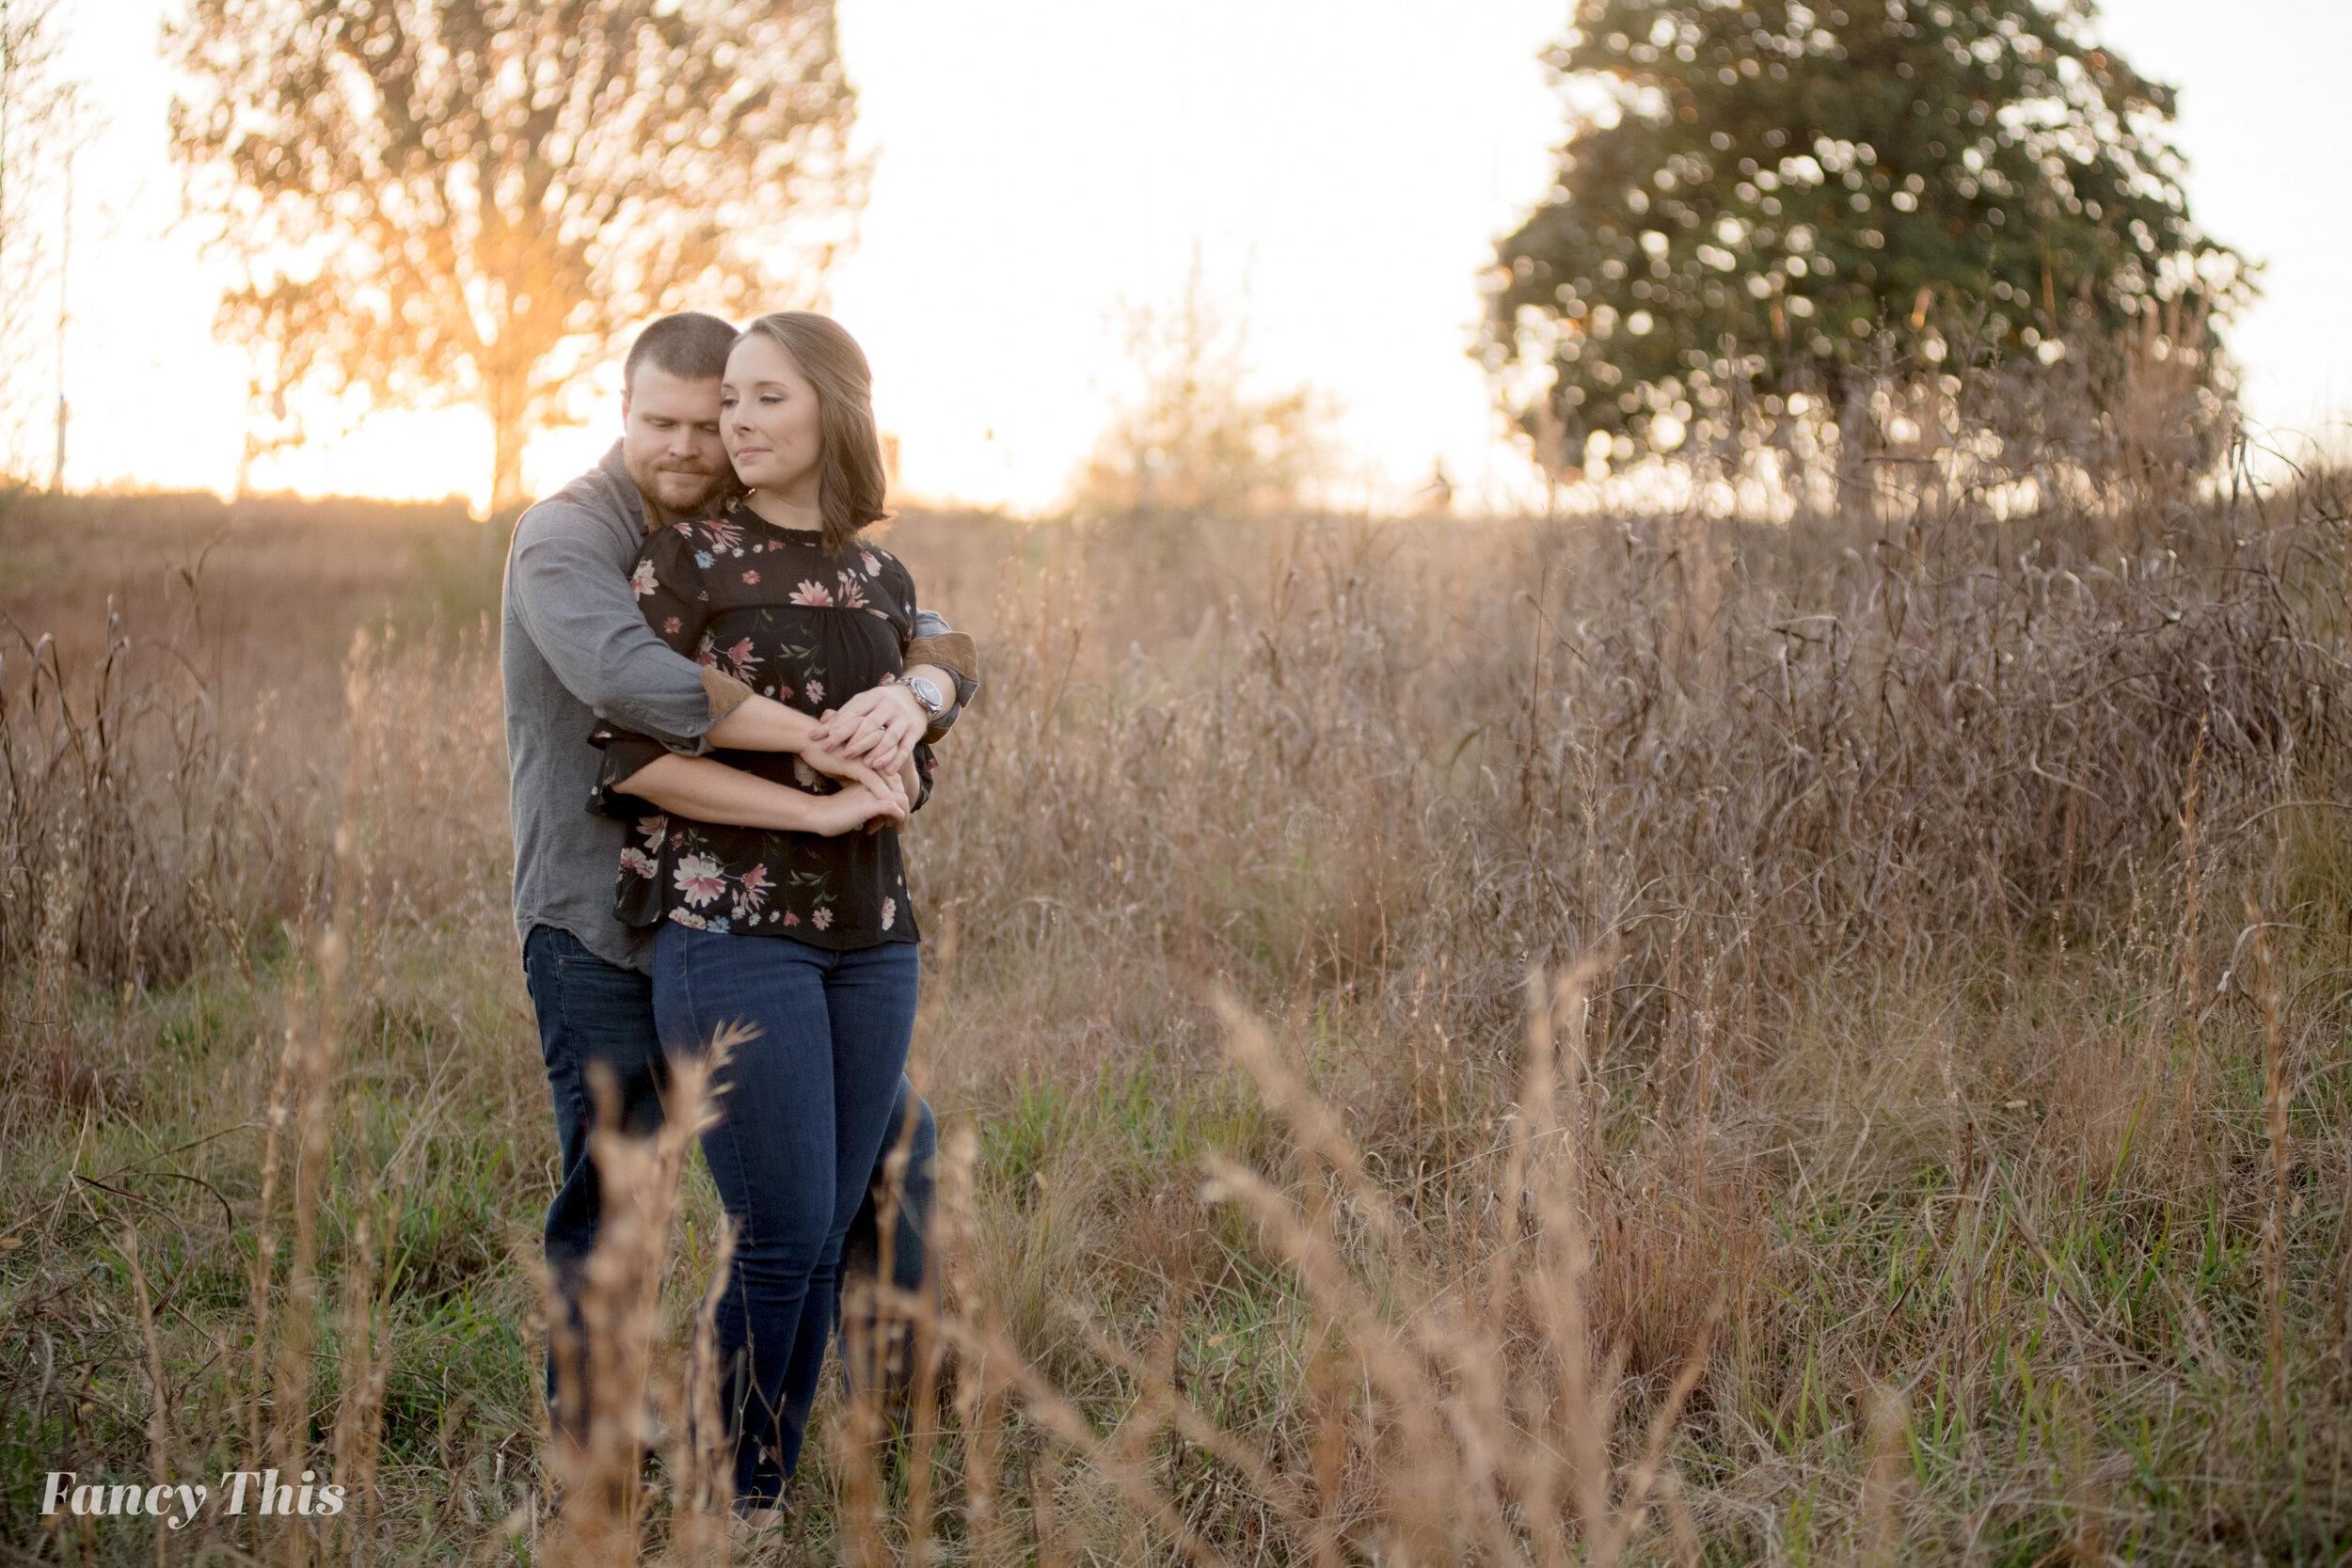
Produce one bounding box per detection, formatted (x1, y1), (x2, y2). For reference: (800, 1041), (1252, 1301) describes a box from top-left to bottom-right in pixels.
(809, 680), (930, 774)
(702, 689), (913, 795)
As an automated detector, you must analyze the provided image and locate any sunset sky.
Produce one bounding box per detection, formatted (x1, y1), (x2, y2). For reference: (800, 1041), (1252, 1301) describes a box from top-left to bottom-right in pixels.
(40, 0), (2352, 515)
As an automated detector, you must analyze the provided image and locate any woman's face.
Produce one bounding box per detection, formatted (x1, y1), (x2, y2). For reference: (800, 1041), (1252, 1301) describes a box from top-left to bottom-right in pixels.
(720, 332), (824, 503)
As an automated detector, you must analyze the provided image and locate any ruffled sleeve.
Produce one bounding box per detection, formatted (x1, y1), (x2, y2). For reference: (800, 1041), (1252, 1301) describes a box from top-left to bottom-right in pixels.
(590, 522), (713, 821)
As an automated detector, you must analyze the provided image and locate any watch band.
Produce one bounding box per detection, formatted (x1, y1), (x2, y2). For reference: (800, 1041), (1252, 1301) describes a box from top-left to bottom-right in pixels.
(890, 673), (946, 718)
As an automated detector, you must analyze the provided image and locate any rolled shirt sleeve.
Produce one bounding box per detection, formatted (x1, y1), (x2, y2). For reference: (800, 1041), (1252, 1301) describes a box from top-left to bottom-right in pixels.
(908, 614), (979, 740)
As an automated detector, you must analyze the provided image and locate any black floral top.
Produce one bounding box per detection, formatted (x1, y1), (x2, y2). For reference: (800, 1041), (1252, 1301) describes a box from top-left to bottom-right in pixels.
(590, 498), (930, 950)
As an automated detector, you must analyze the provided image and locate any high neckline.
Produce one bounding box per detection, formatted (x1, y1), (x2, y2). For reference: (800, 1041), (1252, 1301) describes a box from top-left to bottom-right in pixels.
(732, 494), (824, 541)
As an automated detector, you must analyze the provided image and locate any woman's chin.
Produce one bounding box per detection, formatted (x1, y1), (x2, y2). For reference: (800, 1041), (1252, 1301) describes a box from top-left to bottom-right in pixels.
(739, 467), (818, 499)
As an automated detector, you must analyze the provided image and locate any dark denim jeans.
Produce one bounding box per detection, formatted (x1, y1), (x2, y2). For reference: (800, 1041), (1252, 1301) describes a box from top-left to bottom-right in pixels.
(841, 1079), (938, 1404)
(653, 921), (919, 1507)
(524, 925), (670, 1439)
(523, 925), (933, 1461)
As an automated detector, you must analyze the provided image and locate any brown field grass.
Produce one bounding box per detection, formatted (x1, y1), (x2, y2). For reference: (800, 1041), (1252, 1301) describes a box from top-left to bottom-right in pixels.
(2, 405), (2350, 1566)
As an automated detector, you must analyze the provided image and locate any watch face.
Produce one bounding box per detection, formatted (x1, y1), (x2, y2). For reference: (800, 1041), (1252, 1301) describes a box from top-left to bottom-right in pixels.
(906, 675), (944, 714)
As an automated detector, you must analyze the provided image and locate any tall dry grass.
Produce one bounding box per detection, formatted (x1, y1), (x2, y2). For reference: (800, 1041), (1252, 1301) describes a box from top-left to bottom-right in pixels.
(3, 365), (2350, 1564)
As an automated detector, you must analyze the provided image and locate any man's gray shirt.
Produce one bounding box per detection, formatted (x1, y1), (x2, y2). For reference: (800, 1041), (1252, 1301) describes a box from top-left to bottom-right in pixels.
(502, 442), (958, 974)
(503, 443), (715, 972)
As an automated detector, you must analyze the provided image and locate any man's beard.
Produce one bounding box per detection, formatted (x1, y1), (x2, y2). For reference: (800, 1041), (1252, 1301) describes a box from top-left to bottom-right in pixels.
(646, 463), (728, 514)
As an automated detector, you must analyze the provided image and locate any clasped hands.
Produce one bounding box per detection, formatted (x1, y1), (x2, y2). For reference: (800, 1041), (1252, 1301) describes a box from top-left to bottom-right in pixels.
(797, 680), (930, 835)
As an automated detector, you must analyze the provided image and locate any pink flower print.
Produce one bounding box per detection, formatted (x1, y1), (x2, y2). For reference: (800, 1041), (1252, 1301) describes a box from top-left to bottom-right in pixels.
(792, 756), (820, 788)
(803, 678), (824, 706)
(732, 863), (771, 917)
(662, 616), (681, 635)
(741, 568), (761, 585)
(860, 549), (882, 577)
(620, 847), (657, 880)
(811, 907), (834, 931)
(674, 853), (726, 908)
(638, 816), (668, 848)
(716, 638), (761, 679)
(834, 571), (869, 610)
(629, 559), (660, 597)
(790, 579), (834, 607)
(880, 896), (896, 931)
(666, 909), (709, 930)
(670, 520), (695, 536)
(701, 516), (743, 551)
(781, 911), (802, 927)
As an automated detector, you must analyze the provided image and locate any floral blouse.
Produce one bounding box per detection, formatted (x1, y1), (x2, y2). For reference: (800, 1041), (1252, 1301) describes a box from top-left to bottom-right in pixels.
(590, 498), (931, 950)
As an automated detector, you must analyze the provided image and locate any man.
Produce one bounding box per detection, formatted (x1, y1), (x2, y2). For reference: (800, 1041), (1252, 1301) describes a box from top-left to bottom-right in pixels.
(502, 310), (970, 1442)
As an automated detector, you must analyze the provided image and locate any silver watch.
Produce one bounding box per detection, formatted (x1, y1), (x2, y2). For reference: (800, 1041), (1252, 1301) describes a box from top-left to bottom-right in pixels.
(893, 673), (946, 718)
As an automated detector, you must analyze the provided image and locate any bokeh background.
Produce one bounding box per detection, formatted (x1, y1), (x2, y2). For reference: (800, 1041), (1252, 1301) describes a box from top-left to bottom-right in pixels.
(22, 0), (2349, 514)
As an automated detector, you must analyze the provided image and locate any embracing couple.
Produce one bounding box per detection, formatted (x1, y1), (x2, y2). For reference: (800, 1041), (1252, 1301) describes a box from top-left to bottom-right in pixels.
(501, 310), (974, 1531)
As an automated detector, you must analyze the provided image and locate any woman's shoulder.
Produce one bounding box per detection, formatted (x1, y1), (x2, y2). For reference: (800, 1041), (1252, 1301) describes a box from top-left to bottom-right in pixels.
(639, 504), (782, 594)
(635, 514), (702, 573)
(663, 504), (762, 561)
(850, 539), (916, 605)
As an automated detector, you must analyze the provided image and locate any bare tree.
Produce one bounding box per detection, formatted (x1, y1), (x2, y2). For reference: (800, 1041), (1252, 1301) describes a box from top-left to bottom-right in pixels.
(1072, 258), (1334, 519)
(167, 0), (866, 510)
(0, 0), (70, 483)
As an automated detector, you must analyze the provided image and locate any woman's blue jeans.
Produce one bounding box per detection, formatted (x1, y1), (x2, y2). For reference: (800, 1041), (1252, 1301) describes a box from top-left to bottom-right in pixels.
(652, 921), (919, 1507)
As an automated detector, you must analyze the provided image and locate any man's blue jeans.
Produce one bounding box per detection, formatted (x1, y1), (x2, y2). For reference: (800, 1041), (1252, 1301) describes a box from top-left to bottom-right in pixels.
(525, 925), (671, 1440)
(523, 925), (932, 1461)
(653, 921), (920, 1507)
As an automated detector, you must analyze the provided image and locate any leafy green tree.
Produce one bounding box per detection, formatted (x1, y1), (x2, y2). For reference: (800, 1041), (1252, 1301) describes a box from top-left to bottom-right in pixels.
(168, 0), (865, 510)
(1485, 0), (2245, 472)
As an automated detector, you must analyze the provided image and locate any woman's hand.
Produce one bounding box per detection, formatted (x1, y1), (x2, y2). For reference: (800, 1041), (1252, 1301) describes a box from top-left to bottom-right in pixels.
(804, 773), (911, 838)
(610, 754), (906, 836)
(793, 737), (900, 800)
(808, 682), (927, 773)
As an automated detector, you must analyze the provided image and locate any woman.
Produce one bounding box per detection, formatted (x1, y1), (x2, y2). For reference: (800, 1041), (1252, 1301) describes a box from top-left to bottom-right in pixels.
(591, 311), (936, 1518)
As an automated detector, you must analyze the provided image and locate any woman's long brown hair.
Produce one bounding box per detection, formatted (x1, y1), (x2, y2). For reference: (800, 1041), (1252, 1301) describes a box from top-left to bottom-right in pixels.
(737, 311), (889, 555)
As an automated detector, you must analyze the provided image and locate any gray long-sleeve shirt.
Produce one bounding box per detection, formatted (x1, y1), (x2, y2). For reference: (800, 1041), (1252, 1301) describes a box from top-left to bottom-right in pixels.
(503, 444), (715, 972)
(502, 442), (961, 972)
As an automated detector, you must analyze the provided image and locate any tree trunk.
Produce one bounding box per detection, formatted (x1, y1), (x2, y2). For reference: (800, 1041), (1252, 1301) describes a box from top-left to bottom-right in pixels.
(487, 356), (529, 514)
(1835, 373), (1873, 520)
(490, 418), (527, 515)
(484, 320), (548, 515)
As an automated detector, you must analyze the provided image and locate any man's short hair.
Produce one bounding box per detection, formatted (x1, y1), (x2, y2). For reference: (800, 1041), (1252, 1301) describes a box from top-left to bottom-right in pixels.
(623, 312), (738, 401)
